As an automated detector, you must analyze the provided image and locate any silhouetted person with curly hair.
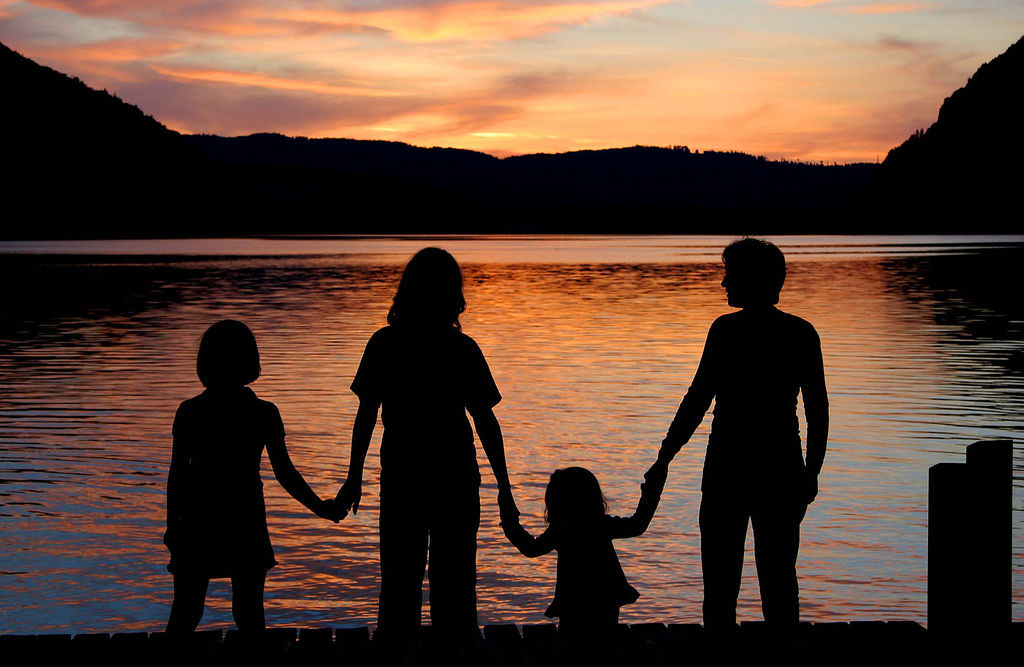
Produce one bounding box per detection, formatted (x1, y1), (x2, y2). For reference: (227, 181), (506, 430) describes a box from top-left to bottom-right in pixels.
(655, 238), (829, 631)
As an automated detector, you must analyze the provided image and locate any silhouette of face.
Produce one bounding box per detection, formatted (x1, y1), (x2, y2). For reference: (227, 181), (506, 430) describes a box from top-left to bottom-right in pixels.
(722, 265), (752, 308)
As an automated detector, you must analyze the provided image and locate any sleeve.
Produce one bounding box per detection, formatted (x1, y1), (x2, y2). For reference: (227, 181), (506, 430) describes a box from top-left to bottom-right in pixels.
(264, 401), (286, 440)
(464, 336), (501, 411)
(661, 319), (720, 454)
(350, 330), (386, 402)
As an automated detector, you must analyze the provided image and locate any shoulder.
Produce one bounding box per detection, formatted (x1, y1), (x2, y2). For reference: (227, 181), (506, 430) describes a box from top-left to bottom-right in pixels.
(367, 326), (395, 345)
(709, 311), (742, 334)
(454, 330), (484, 351)
(172, 394), (204, 432)
(174, 393), (204, 418)
(250, 392), (282, 418)
(776, 310), (820, 340)
(249, 392), (286, 435)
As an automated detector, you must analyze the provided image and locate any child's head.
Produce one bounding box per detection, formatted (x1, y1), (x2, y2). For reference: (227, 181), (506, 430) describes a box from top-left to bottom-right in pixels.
(387, 247), (466, 330)
(721, 237), (786, 308)
(196, 319), (261, 388)
(544, 466), (608, 525)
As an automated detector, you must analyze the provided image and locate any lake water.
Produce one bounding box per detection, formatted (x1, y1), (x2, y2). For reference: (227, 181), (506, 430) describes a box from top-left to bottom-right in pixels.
(1, 235), (1021, 634)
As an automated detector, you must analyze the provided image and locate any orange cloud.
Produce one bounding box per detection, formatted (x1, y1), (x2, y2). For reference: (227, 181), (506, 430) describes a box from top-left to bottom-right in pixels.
(271, 1), (670, 43)
(27, 0), (670, 42)
(770, 0), (832, 7)
(844, 2), (932, 13)
(150, 64), (405, 98)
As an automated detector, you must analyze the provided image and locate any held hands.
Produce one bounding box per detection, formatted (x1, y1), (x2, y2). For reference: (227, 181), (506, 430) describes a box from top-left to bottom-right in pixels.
(336, 477), (363, 516)
(643, 458), (669, 494)
(314, 497), (347, 523)
(497, 486), (519, 526)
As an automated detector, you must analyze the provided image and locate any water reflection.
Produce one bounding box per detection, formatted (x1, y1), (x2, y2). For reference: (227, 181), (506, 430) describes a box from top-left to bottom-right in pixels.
(0, 236), (1021, 633)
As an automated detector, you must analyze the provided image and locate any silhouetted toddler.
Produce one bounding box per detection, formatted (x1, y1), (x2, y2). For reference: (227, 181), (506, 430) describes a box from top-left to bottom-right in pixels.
(498, 462), (667, 645)
(164, 319), (338, 634)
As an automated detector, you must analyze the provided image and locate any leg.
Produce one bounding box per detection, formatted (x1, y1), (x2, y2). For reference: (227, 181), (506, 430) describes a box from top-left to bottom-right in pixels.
(699, 491), (749, 631)
(166, 572), (209, 633)
(231, 570), (267, 633)
(377, 490), (429, 646)
(751, 498), (805, 626)
(427, 484), (480, 647)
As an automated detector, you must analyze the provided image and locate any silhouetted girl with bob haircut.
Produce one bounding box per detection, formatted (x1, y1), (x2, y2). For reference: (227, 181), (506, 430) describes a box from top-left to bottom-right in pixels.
(498, 462), (667, 643)
(165, 319), (336, 634)
(335, 247), (513, 648)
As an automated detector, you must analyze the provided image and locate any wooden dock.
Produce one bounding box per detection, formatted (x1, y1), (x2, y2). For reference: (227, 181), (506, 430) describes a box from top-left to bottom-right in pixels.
(2, 621), (1020, 665)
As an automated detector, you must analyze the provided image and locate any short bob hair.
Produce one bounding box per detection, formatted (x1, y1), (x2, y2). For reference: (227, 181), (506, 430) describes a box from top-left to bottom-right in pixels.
(387, 247), (466, 330)
(196, 319), (261, 388)
(722, 237), (787, 305)
(544, 466), (608, 525)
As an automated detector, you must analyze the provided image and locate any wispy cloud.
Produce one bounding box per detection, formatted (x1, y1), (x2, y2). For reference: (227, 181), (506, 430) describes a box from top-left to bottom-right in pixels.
(27, 0), (670, 42)
(844, 2), (933, 14)
(770, 0), (832, 8)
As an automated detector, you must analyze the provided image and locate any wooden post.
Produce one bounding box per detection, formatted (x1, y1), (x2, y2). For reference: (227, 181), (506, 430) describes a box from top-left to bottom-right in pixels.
(965, 440), (1012, 628)
(928, 440), (1012, 632)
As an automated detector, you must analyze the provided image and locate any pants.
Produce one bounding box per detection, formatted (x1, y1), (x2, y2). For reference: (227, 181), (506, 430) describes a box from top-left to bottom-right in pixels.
(699, 489), (806, 629)
(376, 478), (481, 646)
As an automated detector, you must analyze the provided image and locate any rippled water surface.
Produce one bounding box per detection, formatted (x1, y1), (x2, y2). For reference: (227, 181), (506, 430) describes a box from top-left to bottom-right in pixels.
(1, 235), (1022, 633)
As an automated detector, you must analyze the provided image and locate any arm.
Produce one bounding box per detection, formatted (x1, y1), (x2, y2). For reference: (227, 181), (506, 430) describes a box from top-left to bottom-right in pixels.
(496, 485), (554, 558)
(267, 436), (336, 521)
(336, 398), (379, 515)
(657, 323), (719, 464)
(469, 404), (511, 493)
(801, 328), (829, 503)
(608, 461), (669, 539)
(164, 429), (188, 546)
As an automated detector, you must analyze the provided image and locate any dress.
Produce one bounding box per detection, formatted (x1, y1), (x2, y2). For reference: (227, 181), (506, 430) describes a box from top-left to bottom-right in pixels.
(501, 476), (664, 619)
(164, 386), (284, 578)
(350, 324), (501, 638)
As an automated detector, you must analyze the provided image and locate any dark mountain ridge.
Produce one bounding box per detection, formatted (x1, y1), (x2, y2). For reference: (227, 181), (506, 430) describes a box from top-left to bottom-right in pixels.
(2, 36), (1020, 237)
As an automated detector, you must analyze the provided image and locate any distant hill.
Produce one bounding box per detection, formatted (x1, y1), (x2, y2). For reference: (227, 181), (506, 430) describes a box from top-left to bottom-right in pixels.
(1, 42), (206, 236)
(875, 36), (1023, 222)
(186, 134), (875, 233)
(2, 36), (1020, 237)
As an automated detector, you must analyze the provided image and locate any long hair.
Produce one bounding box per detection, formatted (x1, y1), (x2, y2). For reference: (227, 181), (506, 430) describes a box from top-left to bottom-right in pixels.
(387, 247), (466, 330)
(196, 319), (261, 388)
(544, 467), (608, 525)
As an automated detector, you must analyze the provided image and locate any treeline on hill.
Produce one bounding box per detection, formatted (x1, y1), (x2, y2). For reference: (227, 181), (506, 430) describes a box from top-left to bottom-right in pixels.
(874, 35), (1023, 224)
(2, 35), (1021, 238)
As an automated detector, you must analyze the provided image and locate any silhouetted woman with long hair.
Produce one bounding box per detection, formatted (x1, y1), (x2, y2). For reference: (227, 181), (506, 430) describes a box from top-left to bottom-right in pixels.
(498, 463), (667, 647)
(164, 320), (336, 635)
(335, 247), (512, 649)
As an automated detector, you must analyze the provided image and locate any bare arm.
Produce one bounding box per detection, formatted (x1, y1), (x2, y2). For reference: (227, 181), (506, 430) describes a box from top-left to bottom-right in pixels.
(802, 329), (829, 502)
(164, 431), (188, 545)
(336, 398), (379, 515)
(267, 436), (334, 520)
(469, 405), (511, 492)
(608, 461), (669, 539)
(498, 492), (555, 558)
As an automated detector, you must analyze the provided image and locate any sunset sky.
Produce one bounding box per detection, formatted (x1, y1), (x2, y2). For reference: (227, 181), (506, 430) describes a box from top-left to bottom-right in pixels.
(1, 1), (1021, 162)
